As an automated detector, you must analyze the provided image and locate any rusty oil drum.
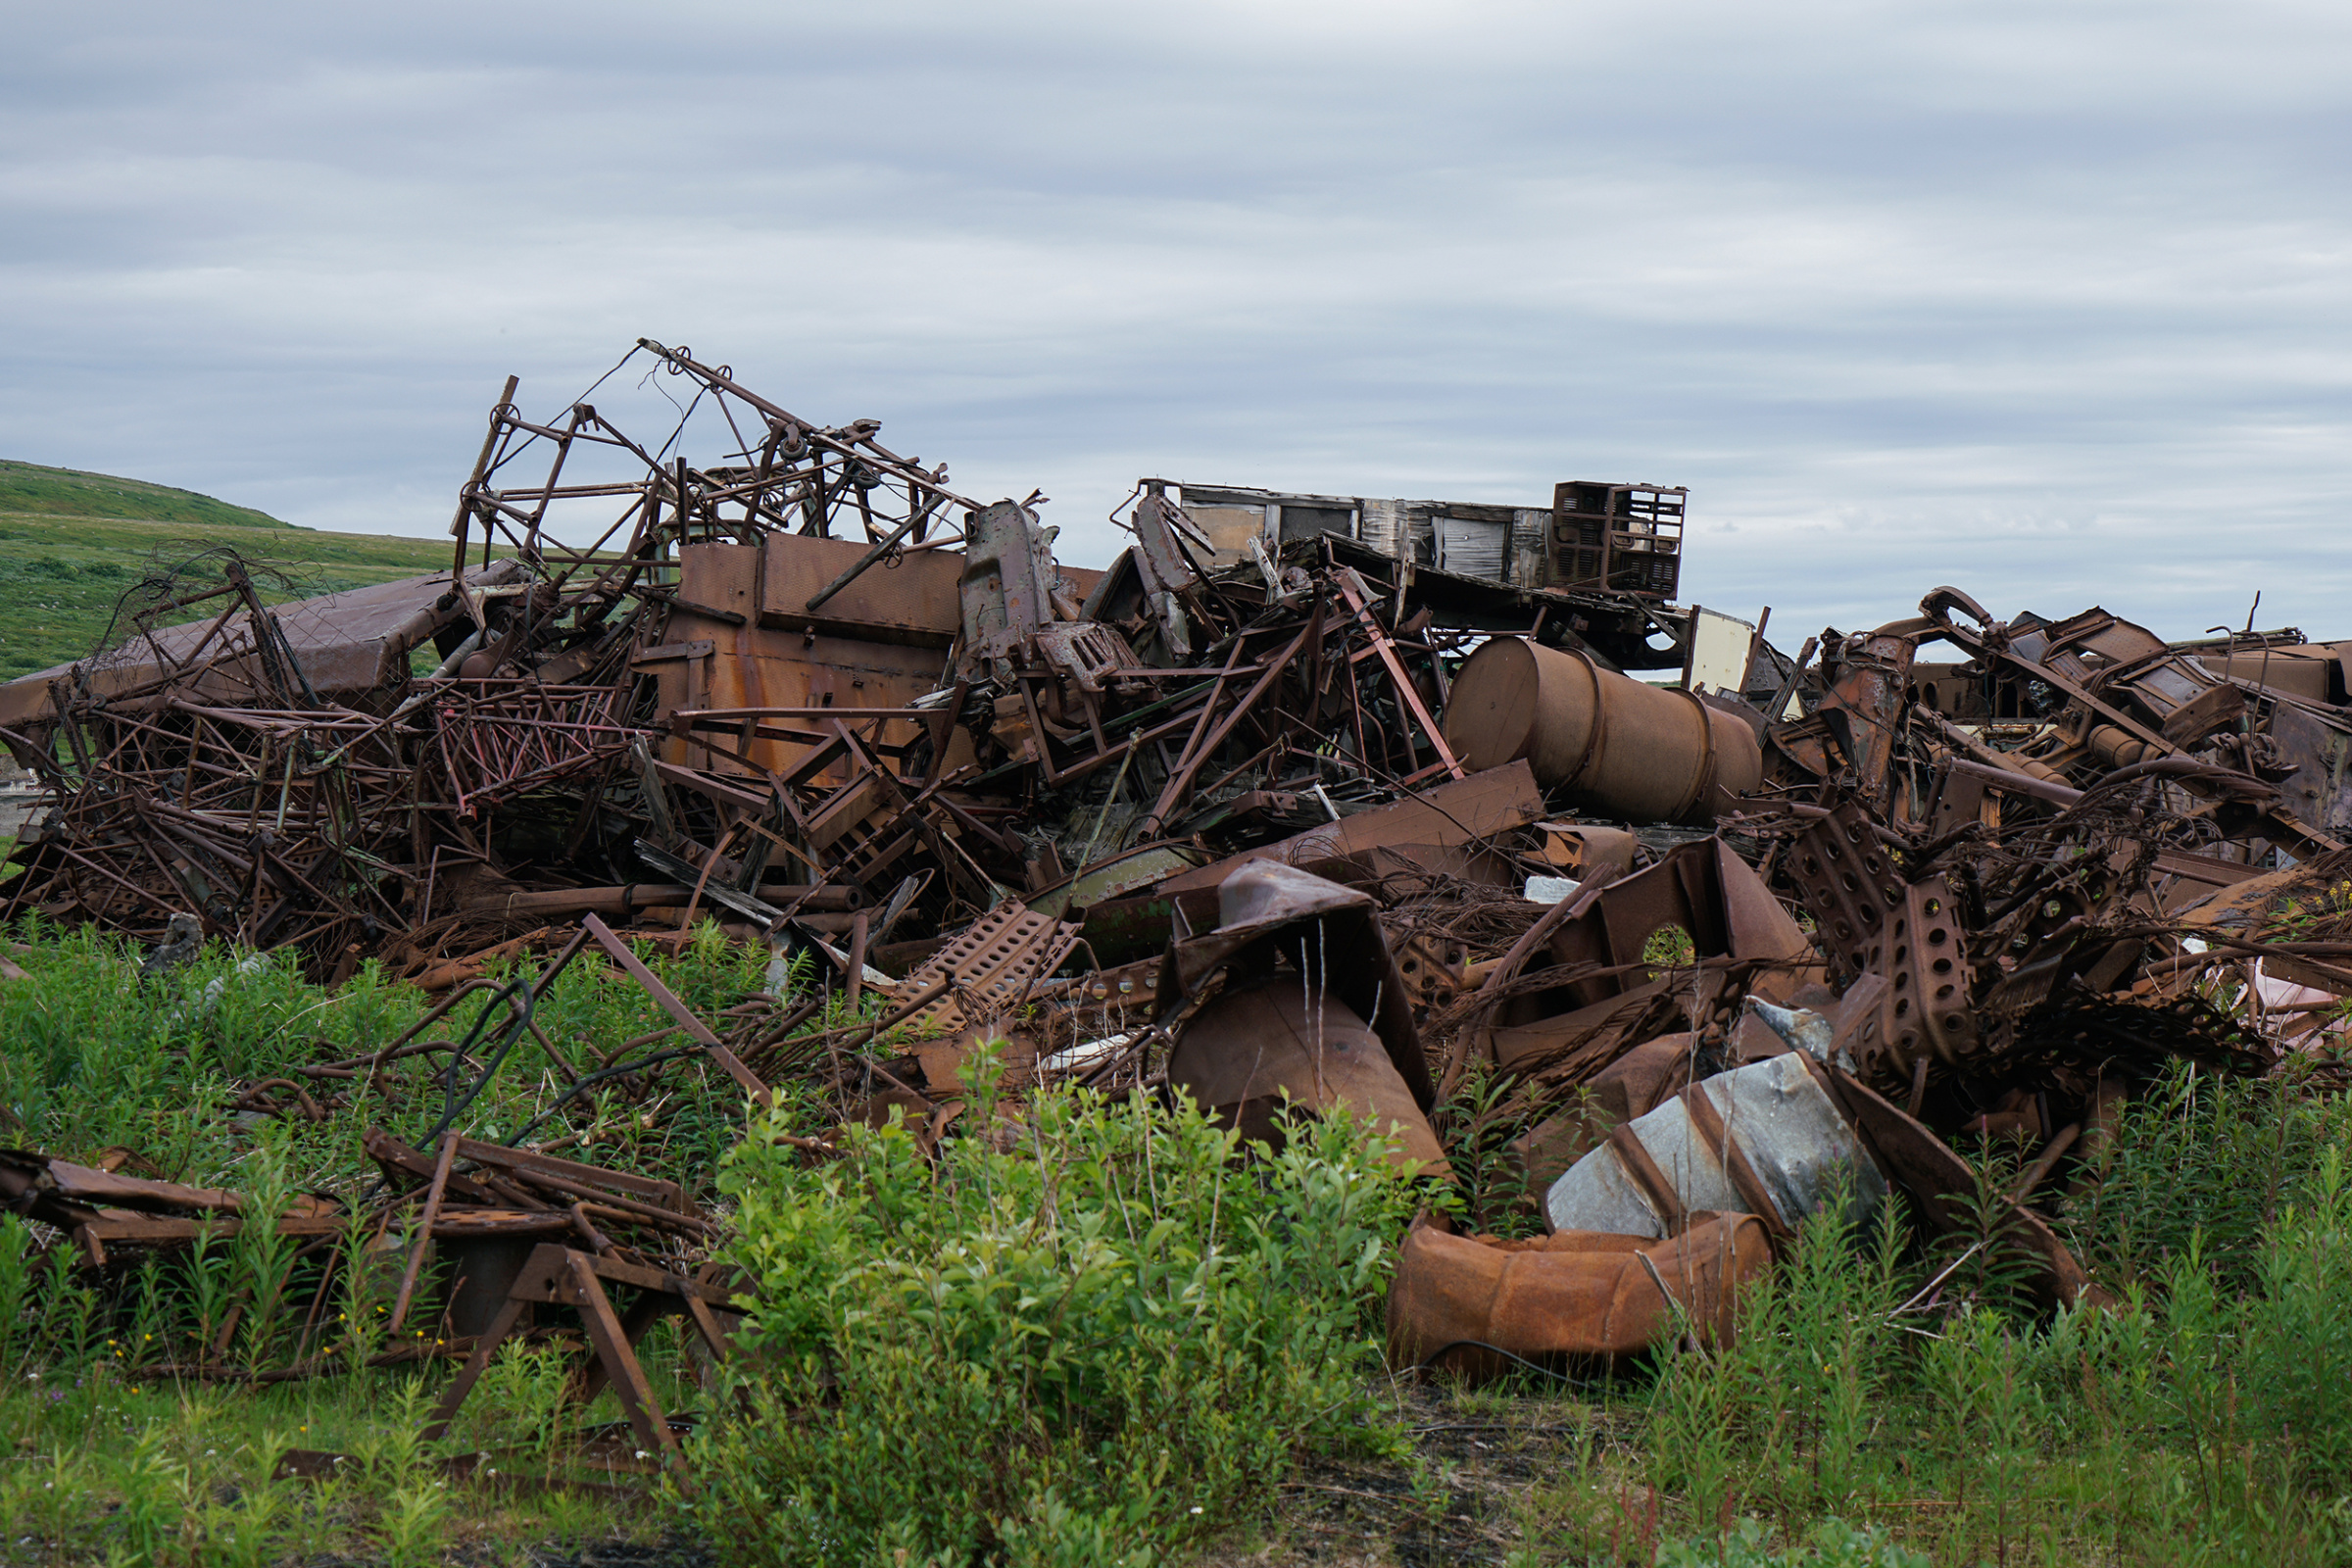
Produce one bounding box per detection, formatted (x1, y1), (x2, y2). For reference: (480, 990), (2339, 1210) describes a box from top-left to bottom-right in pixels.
(1440, 636), (1761, 824)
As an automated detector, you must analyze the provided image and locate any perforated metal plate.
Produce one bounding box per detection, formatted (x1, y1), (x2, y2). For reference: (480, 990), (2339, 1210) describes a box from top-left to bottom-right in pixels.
(890, 902), (1083, 1036)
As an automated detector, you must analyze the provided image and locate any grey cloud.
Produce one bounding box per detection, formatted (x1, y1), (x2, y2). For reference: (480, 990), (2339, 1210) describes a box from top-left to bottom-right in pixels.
(1, 0), (2346, 645)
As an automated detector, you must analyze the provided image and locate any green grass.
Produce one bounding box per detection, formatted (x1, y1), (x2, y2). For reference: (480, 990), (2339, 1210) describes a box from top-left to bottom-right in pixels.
(0, 509), (460, 681)
(0, 460), (296, 531)
(0, 916), (819, 1198)
(1, 906), (2348, 1566)
(0, 1354), (677, 1563)
(688, 1066), (1420, 1566)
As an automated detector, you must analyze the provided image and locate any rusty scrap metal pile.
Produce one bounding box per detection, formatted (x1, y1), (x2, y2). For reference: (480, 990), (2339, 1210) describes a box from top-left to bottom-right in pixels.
(5, 340), (2352, 1383)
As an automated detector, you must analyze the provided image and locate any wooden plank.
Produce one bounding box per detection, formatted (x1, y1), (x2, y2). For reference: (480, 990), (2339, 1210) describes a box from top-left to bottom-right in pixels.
(38, 1158), (245, 1215)
(362, 1129), (503, 1205)
(450, 1138), (685, 1210)
(575, 1249), (739, 1304)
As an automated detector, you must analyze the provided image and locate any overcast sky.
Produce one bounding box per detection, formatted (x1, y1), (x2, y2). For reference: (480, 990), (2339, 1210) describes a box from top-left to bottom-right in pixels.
(4, 1), (2347, 646)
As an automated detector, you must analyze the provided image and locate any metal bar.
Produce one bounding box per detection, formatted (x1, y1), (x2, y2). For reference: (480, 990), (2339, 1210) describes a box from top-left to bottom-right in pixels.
(388, 1132), (459, 1336)
(1334, 568), (1464, 780)
(1142, 622), (1312, 835)
(579, 913), (772, 1108)
(803, 511), (923, 612)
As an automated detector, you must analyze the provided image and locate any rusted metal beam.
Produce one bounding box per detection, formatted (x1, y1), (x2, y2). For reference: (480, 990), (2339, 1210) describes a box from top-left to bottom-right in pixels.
(579, 913), (772, 1108)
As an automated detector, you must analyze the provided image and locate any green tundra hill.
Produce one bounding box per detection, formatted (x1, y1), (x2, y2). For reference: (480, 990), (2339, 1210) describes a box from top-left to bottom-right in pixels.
(0, 458), (298, 530)
(0, 461), (460, 682)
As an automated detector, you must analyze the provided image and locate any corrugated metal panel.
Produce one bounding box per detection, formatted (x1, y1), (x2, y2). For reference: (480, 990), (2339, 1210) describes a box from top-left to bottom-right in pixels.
(1359, 499), (1403, 557)
(1434, 515), (1509, 582)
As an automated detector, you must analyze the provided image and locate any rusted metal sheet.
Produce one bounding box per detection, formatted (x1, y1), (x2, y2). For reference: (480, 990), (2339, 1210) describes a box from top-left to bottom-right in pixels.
(1780, 800), (1908, 991)
(756, 532), (963, 647)
(1158, 859), (1435, 1107)
(1819, 1064), (2104, 1311)
(657, 629), (945, 779)
(1168, 974), (1447, 1174)
(1544, 1052), (1887, 1240)
(1158, 859), (1445, 1171)
(1158, 761), (1545, 895)
(1494, 837), (1811, 1030)
(0, 562), (521, 734)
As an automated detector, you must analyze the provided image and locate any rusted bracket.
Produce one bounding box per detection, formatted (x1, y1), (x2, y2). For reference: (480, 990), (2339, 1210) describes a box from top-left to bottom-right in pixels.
(1140, 623), (1313, 835)
(421, 1242), (740, 1463)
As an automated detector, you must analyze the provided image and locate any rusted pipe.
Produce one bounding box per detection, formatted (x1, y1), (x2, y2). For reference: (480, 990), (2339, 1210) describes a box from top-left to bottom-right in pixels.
(1440, 637), (1761, 824)
(462, 883), (859, 919)
(1386, 1212), (1771, 1377)
(1938, 756), (2083, 806)
(1915, 707), (2068, 784)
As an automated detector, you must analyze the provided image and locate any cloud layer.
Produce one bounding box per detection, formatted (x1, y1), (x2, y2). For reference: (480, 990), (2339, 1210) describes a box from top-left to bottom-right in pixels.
(4, 1), (2347, 643)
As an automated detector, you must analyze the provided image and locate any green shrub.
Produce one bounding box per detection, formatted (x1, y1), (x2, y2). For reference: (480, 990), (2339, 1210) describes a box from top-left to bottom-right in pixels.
(679, 1057), (1421, 1566)
(1430, 1057), (1544, 1238)
(2060, 1061), (2352, 1295)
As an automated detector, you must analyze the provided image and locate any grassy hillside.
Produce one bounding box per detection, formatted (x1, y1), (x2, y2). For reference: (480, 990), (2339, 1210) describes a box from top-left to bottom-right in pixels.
(0, 471), (462, 680)
(0, 459), (298, 530)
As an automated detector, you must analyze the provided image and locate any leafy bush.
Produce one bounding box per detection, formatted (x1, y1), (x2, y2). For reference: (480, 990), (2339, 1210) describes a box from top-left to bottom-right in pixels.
(680, 1056), (1422, 1566)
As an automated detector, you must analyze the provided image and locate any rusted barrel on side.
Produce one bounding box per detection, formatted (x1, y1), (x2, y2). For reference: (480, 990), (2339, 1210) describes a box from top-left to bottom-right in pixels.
(1385, 1212), (1771, 1376)
(1441, 637), (1761, 824)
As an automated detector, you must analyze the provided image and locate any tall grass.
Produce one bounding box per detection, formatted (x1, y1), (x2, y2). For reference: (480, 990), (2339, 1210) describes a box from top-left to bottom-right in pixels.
(0, 920), (807, 1384)
(2059, 1058), (2352, 1294)
(1518, 1131), (2352, 1567)
(6, 915), (2352, 1565)
(0, 1355), (665, 1559)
